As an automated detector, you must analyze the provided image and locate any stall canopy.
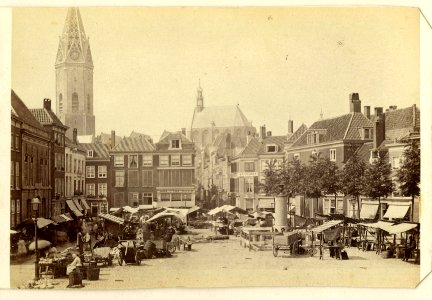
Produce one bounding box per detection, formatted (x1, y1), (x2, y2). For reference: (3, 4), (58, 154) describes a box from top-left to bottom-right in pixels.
(81, 199), (90, 210)
(99, 213), (125, 225)
(208, 205), (248, 216)
(187, 206), (201, 215)
(323, 227), (341, 241)
(358, 221), (395, 232)
(72, 199), (84, 211)
(110, 207), (121, 214)
(383, 205), (410, 220)
(360, 204), (379, 219)
(66, 200), (83, 217)
(37, 218), (57, 228)
(386, 223), (418, 235)
(51, 214), (71, 223)
(311, 220), (343, 233)
(123, 206), (139, 214)
(146, 212), (181, 223)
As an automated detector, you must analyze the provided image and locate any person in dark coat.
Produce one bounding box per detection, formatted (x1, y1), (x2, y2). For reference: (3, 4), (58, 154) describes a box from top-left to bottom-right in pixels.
(403, 235), (416, 262)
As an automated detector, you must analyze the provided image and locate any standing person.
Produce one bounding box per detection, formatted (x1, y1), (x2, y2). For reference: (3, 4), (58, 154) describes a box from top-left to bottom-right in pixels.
(76, 230), (84, 256)
(66, 253), (83, 288)
(403, 235), (416, 262)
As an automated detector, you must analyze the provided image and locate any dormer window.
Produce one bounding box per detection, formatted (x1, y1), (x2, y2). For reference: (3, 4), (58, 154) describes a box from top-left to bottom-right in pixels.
(87, 150), (93, 158)
(266, 144), (277, 153)
(170, 139), (181, 149)
(307, 132), (320, 145)
(359, 128), (373, 140)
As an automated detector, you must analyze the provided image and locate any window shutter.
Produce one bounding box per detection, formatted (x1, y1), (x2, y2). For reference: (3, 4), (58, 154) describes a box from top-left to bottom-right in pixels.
(230, 178), (235, 193)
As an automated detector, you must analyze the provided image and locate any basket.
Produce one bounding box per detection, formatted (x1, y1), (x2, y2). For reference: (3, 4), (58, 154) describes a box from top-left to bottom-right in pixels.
(87, 267), (100, 280)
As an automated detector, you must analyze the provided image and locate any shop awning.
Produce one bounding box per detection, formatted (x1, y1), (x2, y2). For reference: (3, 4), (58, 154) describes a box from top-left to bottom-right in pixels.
(187, 206), (201, 215)
(311, 220), (343, 233)
(386, 223), (418, 235)
(73, 199), (84, 211)
(98, 213), (125, 225)
(81, 199), (90, 210)
(63, 213), (73, 220)
(51, 215), (70, 223)
(66, 200), (83, 217)
(37, 217), (57, 228)
(360, 204), (379, 219)
(383, 205), (410, 220)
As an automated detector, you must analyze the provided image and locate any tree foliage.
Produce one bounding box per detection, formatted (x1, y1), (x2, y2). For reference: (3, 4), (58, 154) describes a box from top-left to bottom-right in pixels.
(261, 160), (281, 196)
(341, 151), (366, 218)
(396, 139), (420, 198)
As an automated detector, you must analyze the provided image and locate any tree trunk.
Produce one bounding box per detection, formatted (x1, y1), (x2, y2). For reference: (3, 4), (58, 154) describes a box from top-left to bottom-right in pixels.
(378, 197), (381, 219)
(356, 195), (361, 219)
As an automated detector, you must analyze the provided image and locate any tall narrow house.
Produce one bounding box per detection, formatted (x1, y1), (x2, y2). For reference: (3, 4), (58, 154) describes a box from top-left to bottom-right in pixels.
(55, 7), (95, 139)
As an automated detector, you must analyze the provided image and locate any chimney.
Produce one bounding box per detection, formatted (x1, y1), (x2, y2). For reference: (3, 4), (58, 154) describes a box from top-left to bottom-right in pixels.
(373, 108), (385, 149)
(110, 130), (116, 149)
(73, 128), (78, 144)
(260, 125), (266, 139)
(389, 105), (397, 111)
(288, 120), (294, 134)
(181, 128), (186, 135)
(349, 93), (361, 113)
(246, 132), (252, 144)
(43, 98), (51, 110)
(364, 106), (371, 119)
(267, 131), (272, 137)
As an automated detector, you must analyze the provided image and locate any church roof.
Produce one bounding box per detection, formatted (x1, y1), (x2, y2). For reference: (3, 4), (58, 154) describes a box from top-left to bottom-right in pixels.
(191, 105), (253, 129)
(56, 7), (93, 66)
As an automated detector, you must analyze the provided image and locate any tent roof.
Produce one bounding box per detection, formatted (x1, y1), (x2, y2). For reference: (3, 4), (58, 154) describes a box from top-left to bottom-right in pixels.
(311, 220), (343, 233)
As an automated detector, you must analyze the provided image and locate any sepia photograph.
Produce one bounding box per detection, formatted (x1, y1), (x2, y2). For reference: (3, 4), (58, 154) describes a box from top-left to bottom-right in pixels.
(4, 3), (430, 292)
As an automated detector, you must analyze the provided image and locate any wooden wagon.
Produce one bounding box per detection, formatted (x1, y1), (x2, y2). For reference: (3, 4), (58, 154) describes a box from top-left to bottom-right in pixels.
(272, 232), (301, 257)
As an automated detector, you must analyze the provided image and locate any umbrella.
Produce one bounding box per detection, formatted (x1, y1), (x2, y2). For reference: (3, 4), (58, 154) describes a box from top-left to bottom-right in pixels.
(28, 240), (51, 251)
(10, 229), (19, 234)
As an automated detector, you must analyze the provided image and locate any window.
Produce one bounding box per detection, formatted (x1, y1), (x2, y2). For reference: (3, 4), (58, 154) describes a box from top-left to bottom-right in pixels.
(100, 202), (108, 214)
(15, 162), (19, 189)
(16, 199), (21, 224)
(11, 134), (14, 149)
(392, 157), (401, 169)
(307, 132), (320, 145)
(72, 92), (79, 113)
(142, 170), (153, 187)
(323, 198), (344, 214)
(129, 192), (139, 206)
(86, 183), (95, 196)
(160, 155), (169, 166)
(115, 170), (125, 187)
(142, 193), (153, 205)
(129, 155), (138, 168)
(11, 199), (16, 227)
(330, 149), (336, 161)
(170, 170), (181, 186)
(245, 178), (254, 193)
(86, 166), (95, 178)
(266, 145), (277, 153)
(172, 193), (182, 201)
(231, 162), (238, 173)
(114, 155), (124, 167)
(143, 155), (153, 167)
(182, 155), (192, 166)
(87, 150), (93, 158)
(160, 193), (170, 201)
(98, 183), (107, 197)
(170, 139), (181, 149)
(114, 192), (124, 204)
(183, 193), (192, 202)
(171, 155), (180, 166)
(11, 163), (14, 188)
(15, 135), (19, 150)
(181, 170), (193, 186)
(128, 170), (139, 187)
(98, 165), (107, 178)
(244, 162), (255, 172)
(58, 93), (63, 113)
(364, 128), (373, 140)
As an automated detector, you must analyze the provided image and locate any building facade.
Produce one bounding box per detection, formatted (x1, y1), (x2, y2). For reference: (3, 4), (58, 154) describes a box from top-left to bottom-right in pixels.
(11, 91), (52, 226)
(80, 142), (111, 216)
(154, 131), (196, 208)
(55, 7), (95, 138)
(30, 99), (68, 219)
(109, 135), (156, 208)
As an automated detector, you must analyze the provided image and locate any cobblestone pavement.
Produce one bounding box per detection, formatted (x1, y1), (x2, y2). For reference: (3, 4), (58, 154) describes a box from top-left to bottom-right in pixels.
(10, 231), (420, 289)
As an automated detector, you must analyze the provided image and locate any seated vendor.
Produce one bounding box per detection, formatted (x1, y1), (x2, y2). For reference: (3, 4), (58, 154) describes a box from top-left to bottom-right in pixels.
(66, 253), (82, 275)
(45, 245), (58, 258)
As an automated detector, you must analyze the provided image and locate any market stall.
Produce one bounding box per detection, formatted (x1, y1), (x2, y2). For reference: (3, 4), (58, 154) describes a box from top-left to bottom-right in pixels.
(311, 220), (343, 259)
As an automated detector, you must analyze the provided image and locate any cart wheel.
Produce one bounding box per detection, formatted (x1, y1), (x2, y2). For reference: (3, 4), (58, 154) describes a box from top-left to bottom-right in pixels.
(273, 246), (279, 257)
(135, 253), (141, 265)
(309, 248), (317, 257)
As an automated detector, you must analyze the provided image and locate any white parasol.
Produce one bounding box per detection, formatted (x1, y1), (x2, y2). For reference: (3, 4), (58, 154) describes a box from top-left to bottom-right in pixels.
(28, 240), (52, 251)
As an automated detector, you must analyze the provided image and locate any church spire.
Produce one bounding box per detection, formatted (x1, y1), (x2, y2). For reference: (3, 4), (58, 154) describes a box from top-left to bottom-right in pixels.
(196, 79), (204, 112)
(56, 7), (93, 66)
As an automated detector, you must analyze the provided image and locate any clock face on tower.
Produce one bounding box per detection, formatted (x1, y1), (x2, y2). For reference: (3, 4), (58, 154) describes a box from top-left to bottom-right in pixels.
(70, 50), (79, 60)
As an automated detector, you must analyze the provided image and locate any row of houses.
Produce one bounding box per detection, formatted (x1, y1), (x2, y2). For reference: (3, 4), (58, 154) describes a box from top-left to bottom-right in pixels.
(199, 93), (420, 222)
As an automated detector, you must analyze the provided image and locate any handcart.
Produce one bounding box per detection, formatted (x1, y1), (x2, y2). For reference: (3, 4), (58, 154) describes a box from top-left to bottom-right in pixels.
(117, 240), (146, 265)
(272, 232), (301, 257)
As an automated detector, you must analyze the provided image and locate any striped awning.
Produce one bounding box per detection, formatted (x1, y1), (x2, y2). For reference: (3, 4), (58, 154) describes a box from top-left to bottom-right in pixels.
(311, 220), (343, 233)
(360, 204), (379, 219)
(383, 205), (410, 220)
(98, 213), (125, 225)
(66, 200), (83, 217)
(81, 199), (90, 210)
(73, 199), (84, 211)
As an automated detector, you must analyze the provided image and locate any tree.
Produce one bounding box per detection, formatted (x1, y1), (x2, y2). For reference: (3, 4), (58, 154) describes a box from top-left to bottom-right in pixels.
(260, 159), (281, 196)
(341, 152), (366, 219)
(304, 153), (326, 217)
(363, 153), (393, 219)
(396, 139), (420, 221)
(320, 158), (342, 212)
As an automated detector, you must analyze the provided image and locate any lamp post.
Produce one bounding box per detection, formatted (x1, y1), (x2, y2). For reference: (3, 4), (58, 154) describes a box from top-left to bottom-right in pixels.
(32, 197), (40, 281)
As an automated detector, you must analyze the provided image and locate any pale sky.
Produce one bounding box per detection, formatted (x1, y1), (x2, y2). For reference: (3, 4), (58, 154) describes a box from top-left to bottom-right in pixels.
(12, 7), (419, 139)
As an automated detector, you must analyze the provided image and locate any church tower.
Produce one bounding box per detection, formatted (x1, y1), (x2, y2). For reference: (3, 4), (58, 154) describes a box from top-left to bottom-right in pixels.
(196, 79), (204, 112)
(55, 7), (95, 138)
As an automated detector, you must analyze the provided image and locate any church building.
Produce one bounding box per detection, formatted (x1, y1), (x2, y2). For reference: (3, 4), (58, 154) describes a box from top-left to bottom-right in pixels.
(55, 8), (95, 140)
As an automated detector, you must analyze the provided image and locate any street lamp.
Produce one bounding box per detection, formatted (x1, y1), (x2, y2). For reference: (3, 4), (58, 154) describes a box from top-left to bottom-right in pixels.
(32, 197), (40, 281)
